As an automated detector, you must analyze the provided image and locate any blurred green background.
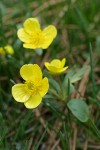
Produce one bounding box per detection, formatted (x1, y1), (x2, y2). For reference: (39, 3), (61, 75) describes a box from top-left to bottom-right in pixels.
(0, 0), (100, 149)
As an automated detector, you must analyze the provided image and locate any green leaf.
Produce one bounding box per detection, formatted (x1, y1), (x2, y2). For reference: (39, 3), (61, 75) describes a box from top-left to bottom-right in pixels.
(62, 78), (75, 98)
(63, 66), (90, 95)
(0, 2), (6, 16)
(70, 65), (90, 83)
(67, 99), (89, 122)
(34, 124), (48, 150)
(96, 36), (100, 55)
(62, 71), (75, 97)
(0, 112), (2, 117)
(87, 119), (100, 140)
(43, 94), (55, 99)
(49, 78), (61, 93)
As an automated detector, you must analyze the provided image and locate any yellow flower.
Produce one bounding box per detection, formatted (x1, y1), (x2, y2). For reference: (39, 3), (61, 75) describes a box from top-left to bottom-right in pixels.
(45, 58), (68, 74)
(17, 18), (57, 49)
(12, 64), (49, 109)
(0, 45), (14, 55)
(4, 45), (14, 55)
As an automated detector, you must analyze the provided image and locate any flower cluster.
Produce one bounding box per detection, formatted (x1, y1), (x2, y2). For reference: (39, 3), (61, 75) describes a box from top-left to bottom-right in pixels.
(12, 17), (68, 109)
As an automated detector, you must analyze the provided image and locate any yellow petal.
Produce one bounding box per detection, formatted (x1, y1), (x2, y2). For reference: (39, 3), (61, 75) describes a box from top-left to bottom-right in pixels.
(40, 38), (54, 49)
(61, 58), (66, 68)
(12, 84), (31, 102)
(20, 64), (42, 81)
(44, 62), (50, 70)
(45, 62), (68, 74)
(39, 77), (49, 97)
(24, 18), (40, 34)
(45, 63), (59, 74)
(51, 59), (61, 67)
(43, 25), (57, 39)
(17, 28), (31, 42)
(42, 25), (57, 49)
(24, 94), (42, 109)
(57, 66), (68, 74)
(46, 65), (60, 74)
(23, 43), (37, 49)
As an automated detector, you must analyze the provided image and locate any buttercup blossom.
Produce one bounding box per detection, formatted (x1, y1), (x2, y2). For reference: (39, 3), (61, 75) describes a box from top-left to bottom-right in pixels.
(0, 47), (5, 55)
(17, 18), (57, 49)
(45, 58), (68, 74)
(0, 45), (14, 55)
(12, 64), (49, 109)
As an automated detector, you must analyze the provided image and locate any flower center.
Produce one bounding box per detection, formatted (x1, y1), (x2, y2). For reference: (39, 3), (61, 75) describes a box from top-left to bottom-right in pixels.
(27, 81), (34, 90)
(32, 30), (45, 46)
(25, 80), (41, 95)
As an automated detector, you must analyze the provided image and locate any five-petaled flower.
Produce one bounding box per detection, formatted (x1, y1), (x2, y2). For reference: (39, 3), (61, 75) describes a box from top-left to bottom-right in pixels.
(12, 64), (49, 109)
(45, 58), (68, 74)
(17, 18), (57, 50)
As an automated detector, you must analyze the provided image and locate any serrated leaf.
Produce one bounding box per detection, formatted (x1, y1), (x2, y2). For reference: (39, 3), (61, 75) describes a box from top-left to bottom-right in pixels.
(67, 99), (89, 122)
